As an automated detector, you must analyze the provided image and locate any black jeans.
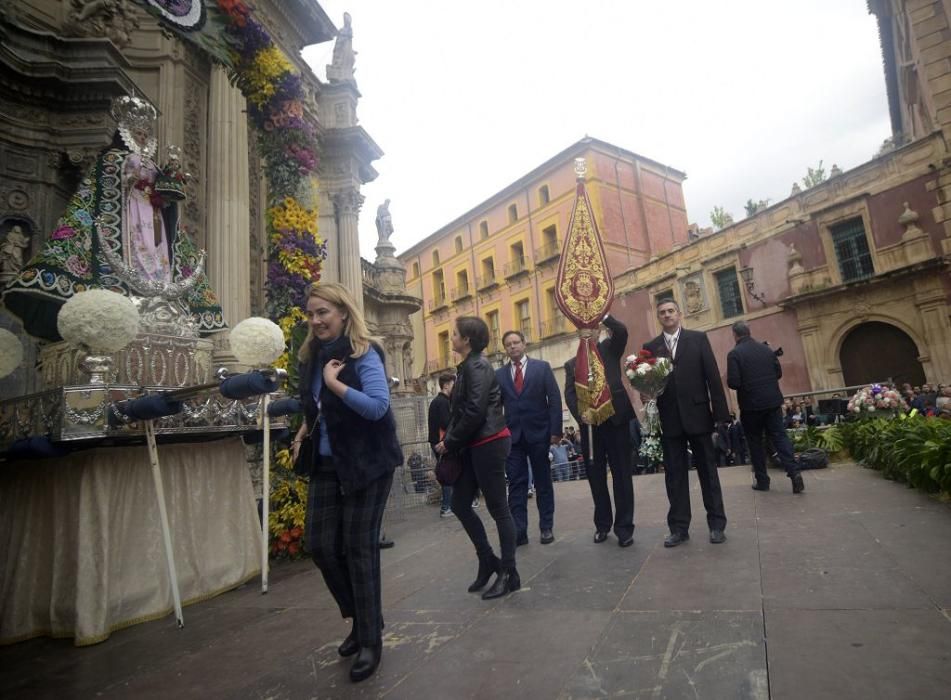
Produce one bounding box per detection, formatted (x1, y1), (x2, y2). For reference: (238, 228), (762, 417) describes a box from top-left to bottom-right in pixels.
(742, 407), (800, 484)
(451, 436), (516, 569)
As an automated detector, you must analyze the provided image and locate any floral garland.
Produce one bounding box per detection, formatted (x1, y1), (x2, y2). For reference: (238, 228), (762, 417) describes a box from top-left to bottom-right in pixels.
(213, 0), (327, 556)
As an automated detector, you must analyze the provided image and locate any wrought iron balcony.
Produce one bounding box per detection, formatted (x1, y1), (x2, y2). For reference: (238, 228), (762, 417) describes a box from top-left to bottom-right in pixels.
(450, 285), (472, 302)
(540, 317), (571, 338)
(504, 257), (530, 279)
(428, 294), (448, 312)
(534, 241), (560, 264)
(476, 273), (498, 290)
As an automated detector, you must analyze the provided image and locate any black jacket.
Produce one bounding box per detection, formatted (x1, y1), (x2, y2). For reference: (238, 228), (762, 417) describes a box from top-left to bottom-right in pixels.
(726, 335), (785, 411)
(563, 315), (634, 428)
(427, 392), (451, 455)
(643, 328), (729, 437)
(299, 338), (403, 493)
(444, 351), (507, 452)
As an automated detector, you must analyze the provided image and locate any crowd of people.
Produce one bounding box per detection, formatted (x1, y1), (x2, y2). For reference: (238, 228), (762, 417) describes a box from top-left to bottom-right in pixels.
(289, 284), (946, 683)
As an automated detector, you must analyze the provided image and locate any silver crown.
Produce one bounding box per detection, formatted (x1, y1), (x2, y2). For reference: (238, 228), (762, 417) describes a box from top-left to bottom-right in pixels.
(111, 95), (158, 158)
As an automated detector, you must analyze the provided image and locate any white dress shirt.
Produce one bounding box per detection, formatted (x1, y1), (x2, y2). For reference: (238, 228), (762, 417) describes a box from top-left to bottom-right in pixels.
(663, 328), (681, 359)
(510, 355), (528, 381)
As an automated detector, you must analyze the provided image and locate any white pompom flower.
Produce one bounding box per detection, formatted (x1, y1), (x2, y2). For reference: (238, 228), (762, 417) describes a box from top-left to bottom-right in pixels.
(230, 316), (286, 366)
(0, 328), (24, 379)
(57, 289), (140, 353)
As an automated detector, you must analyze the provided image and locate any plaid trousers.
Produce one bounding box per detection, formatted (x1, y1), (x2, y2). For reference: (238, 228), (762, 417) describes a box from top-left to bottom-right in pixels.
(306, 468), (392, 647)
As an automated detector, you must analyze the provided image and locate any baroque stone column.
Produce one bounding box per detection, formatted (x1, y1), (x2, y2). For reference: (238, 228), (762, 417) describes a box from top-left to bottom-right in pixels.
(206, 66), (251, 329)
(333, 188), (365, 312)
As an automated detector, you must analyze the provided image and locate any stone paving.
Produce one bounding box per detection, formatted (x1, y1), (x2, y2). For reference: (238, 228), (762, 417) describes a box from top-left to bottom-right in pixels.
(2, 463), (950, 699)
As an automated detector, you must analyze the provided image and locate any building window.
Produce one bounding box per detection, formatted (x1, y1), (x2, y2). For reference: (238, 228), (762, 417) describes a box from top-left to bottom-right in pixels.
(715, 267), (744, 319)
(438, 330), (450, 368)
(481, 257), (495, 285)
(485, 310), (500, 352)
(515, 299), (531, 340)
(432, 269), (446, 304)
(455, 270), (469, 297)
(432, 249), (440, 266)
(411, 261), (419, 278)
(454, 235), (463, 254)
(655, 289), (674, 306)
(508, 203), (518, 224)
(538, 185), (550, 206)
(479, 220), (489, 239)
(830, 218), (874, 282)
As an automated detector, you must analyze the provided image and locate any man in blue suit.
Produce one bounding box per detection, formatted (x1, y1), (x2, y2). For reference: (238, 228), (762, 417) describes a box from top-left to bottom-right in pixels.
(497, 330), (563, 545)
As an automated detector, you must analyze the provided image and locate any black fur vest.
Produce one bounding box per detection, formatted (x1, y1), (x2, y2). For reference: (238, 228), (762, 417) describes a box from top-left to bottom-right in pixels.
(299, 337), (403, 493)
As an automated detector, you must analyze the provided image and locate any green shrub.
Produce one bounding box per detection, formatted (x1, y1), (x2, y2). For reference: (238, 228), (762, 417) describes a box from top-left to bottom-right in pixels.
(840, 416), (951, 495)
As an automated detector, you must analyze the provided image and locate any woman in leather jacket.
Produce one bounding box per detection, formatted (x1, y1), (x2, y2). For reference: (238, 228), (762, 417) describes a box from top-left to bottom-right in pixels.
(435, 316), (519, 599)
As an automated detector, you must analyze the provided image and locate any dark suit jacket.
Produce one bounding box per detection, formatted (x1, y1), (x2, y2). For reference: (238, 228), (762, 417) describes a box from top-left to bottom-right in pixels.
(563, 357), (590, 459)
(599, 315), (635, 426)
(643, 328), (729, 437)
(496, 357), (562, 444)
(427, 392), (451, 455)
(726, 336), (784, 411)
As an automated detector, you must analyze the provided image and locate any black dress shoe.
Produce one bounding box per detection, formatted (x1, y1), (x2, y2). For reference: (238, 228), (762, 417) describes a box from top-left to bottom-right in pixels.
(482, 567), (521, 600)
(468, 553), (501, 592)
(338, 629), (359, 657)
(349, 645), (381, 683)
(752, 482), (770, 491)
(709, 529), (726, 544)
(792, 474), (805, 494)
(379, 535), (395, 549)
(664, 532), (689, 548)
(618, 535), (634, 548)
(540, 529), (554, 545)
(593, 531), (608, 544)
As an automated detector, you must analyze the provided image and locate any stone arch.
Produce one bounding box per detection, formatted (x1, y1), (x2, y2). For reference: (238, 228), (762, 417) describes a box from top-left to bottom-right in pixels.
(834, 319), (926, 387)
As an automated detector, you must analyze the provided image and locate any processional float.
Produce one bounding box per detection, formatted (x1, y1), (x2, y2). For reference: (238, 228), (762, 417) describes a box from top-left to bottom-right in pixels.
(0, 253), (288, 628)
(554, 158), (616, 453)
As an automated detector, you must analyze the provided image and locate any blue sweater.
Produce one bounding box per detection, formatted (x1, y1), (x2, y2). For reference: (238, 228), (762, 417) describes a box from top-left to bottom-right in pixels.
(311, 348), (390, 457)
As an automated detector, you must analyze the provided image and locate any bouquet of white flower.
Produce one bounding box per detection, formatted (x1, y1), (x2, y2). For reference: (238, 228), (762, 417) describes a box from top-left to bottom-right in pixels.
(230, 317), (286, 367)
(56, 289), (140, 353)
(0, 328), (24, 379)
(624, 349), (673, 463)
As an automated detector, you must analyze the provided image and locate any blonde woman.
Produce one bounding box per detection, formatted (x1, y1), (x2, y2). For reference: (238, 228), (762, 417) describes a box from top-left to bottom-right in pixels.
(291, 282), (402, 683)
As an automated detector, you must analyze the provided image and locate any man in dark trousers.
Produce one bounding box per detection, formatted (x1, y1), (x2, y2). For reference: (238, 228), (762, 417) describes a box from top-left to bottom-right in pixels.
(428, 373), (456, 517)
(643, 299), (729, 547)
(564, 314), (636, 547)
(726, 321), (804, 494)
(496, 330), (562, 545)
(728, 414), (747, 465)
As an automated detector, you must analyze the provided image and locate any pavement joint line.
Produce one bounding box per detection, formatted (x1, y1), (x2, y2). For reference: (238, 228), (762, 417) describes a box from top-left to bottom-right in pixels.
(754, 476), (773, 700)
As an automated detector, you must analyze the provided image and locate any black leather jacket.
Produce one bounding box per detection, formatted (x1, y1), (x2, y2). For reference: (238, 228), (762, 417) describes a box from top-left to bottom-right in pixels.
(444, 351), (506, 452)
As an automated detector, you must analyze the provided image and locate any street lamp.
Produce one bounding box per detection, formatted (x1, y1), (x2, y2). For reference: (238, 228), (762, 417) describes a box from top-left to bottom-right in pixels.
(739, 266), (768, 305)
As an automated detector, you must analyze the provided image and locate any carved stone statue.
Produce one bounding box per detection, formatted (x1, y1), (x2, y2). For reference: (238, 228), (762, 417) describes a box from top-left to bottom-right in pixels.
(0, 225), (30, 279)
(63, 0), (140, 49)
(375, 199), (394, 243)
(327, 12), (356, 84)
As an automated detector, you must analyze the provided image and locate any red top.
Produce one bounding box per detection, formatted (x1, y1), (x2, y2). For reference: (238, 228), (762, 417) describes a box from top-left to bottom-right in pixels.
(470, 426), (511, 448)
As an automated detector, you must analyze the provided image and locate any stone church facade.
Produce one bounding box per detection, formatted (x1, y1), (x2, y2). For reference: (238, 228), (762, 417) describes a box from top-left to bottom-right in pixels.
(0, 0), (419, 396)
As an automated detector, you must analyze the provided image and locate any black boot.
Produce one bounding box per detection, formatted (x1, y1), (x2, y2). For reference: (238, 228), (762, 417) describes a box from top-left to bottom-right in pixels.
(338, 618), (385, 657)
(468, 552), (501, 592)
(482, 566), (521, 600)
(349, 645), (382, 683)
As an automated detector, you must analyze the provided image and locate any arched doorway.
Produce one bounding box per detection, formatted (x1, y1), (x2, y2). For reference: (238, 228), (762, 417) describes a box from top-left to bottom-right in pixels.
(839, 321), (926, 387)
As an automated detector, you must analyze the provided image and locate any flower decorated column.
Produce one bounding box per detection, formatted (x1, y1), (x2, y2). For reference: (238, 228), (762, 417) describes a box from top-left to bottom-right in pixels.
(206, 65), (251, 328)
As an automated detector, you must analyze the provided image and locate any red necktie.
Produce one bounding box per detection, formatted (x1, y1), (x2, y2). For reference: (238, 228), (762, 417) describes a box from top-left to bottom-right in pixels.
(514, 361), (524, 394)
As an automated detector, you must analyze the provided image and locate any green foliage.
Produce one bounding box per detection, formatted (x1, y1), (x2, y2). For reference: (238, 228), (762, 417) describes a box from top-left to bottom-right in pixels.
(817, 425), (844, 453)
(744, 198), (770, 217)
(788, 425), (822, 451)
(710, 206), (734, 231)
(801, 160), (827, 189)
(839, 416), (951, 495)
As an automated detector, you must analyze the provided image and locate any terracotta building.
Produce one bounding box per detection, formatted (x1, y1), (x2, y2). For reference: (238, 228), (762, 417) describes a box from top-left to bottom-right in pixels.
(400, 137), (689, 392)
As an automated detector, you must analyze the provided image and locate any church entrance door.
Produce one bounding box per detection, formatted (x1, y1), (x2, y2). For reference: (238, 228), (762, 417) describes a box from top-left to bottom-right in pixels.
(839, 321), (925, 387)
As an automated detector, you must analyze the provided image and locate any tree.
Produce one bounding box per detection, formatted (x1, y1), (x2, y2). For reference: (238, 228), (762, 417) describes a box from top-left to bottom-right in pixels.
(710, 206), (734, 231)
(744, 198), (771, 217)
(801, 160), (827, 189)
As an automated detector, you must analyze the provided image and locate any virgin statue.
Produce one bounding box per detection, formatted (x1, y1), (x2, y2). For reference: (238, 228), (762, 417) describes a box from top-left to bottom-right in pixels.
(2, 95), (225, 340)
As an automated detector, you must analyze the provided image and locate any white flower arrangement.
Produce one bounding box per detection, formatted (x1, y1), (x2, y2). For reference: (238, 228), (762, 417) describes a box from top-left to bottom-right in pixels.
(230, 317), (285, 366)
(57, 289), (140, 353)
(0, 328), (24, 379)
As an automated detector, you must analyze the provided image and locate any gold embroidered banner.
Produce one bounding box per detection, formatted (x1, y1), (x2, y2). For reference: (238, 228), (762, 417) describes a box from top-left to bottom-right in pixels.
(556, 158), (614, 426)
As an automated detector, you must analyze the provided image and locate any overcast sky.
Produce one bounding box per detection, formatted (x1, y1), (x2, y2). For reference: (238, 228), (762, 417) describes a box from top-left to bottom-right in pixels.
(302, 1), (890, 260)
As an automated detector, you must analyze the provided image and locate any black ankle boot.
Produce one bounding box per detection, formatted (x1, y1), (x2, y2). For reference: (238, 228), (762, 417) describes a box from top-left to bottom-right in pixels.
(467, 552), (501, 592)
(338, 618), (384, 657)
(349, 645), (382, 682)
(482, 566), (521, 600)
